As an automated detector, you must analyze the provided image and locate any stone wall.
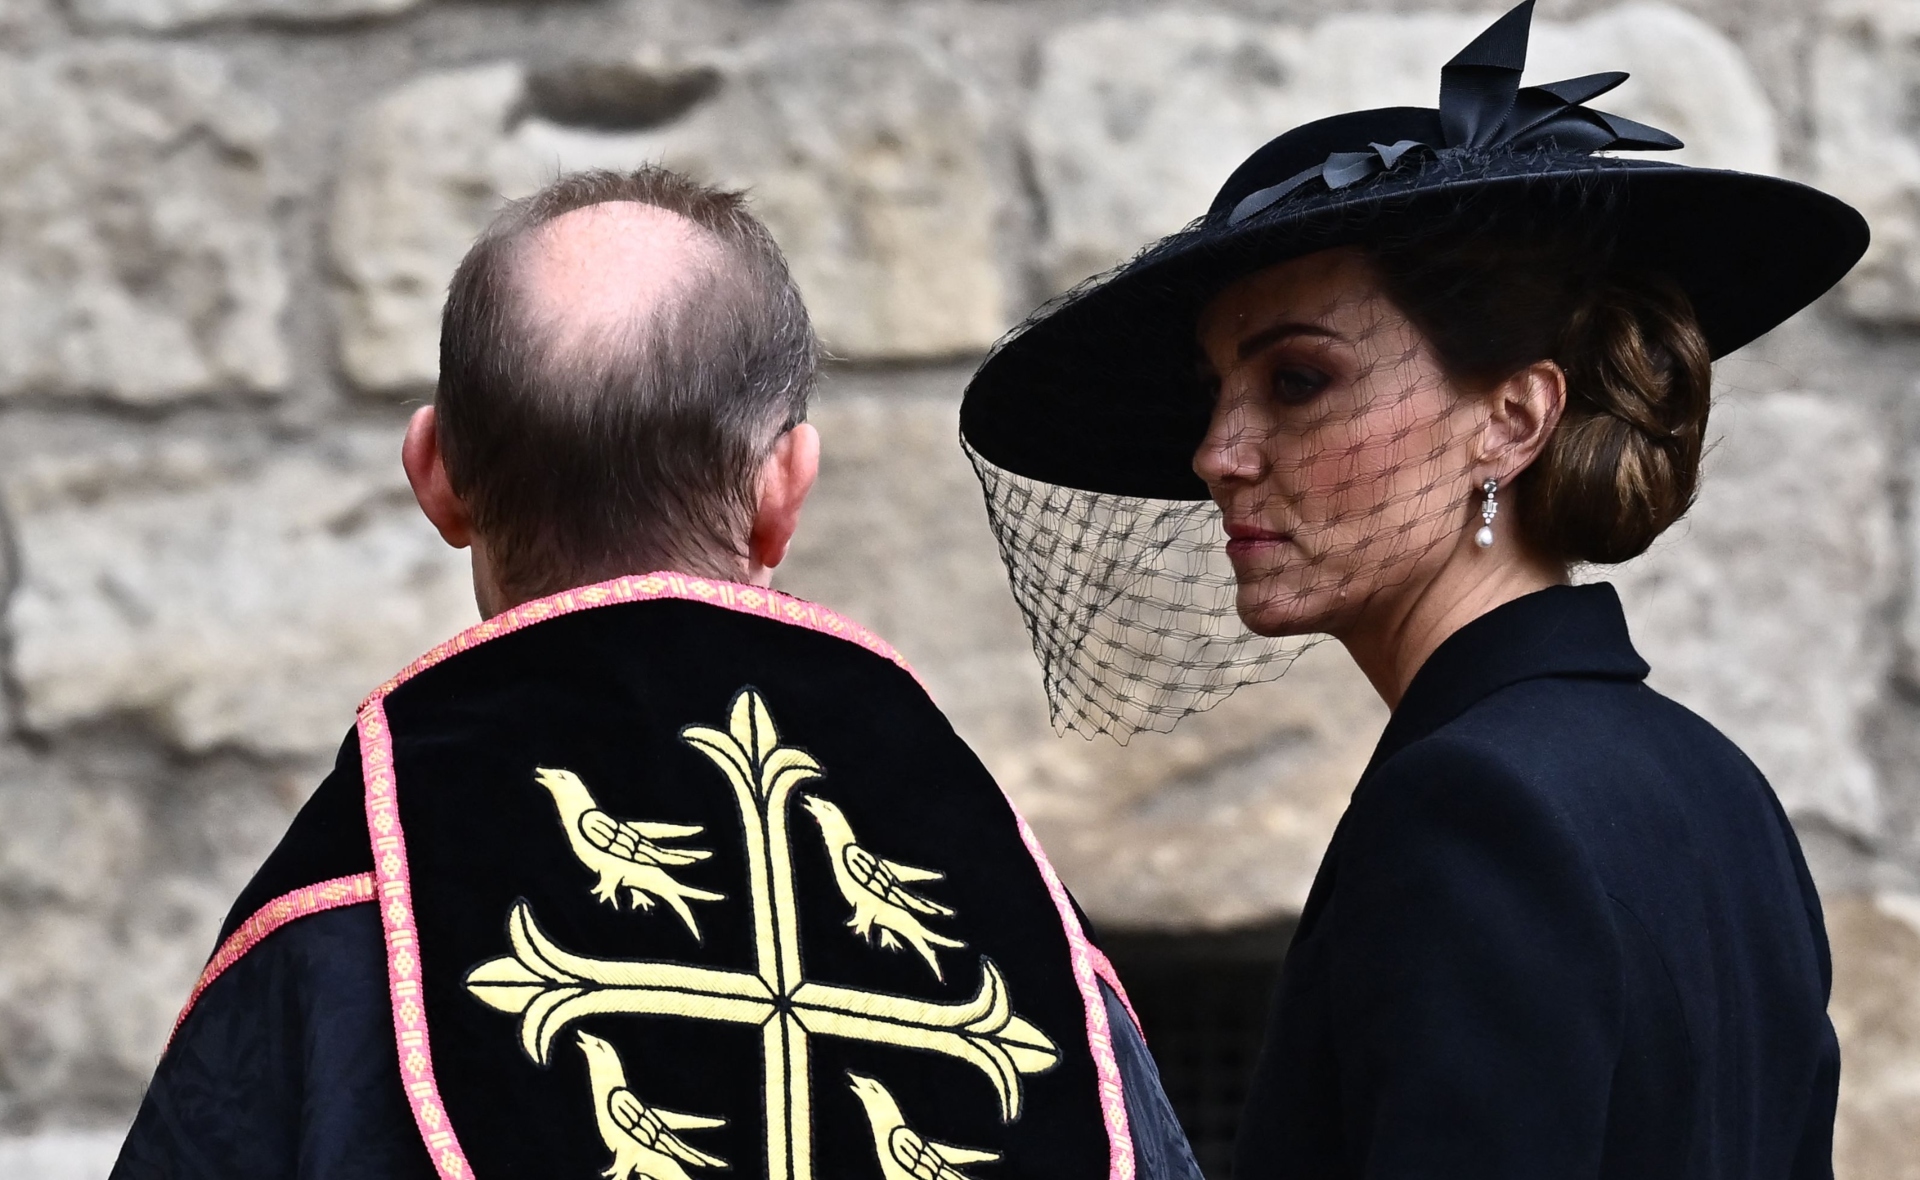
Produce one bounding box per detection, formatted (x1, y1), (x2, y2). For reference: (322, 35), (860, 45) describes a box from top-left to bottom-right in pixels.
(1, 0), (1917, 1173)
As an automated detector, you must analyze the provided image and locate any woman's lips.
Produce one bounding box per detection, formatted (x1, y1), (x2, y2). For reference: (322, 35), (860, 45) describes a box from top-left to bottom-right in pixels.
(1224, 524), (1288, 559)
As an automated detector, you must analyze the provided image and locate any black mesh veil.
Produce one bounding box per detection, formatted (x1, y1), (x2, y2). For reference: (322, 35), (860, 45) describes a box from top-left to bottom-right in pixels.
(963, 438), (1314, 738)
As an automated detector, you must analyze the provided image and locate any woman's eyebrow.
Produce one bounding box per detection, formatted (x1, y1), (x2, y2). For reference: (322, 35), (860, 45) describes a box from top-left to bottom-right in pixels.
(1237, 322), (1343, 361)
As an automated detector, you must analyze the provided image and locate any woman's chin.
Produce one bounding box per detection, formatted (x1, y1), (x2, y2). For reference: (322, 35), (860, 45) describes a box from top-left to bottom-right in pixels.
(1233, 579), (1329, 638)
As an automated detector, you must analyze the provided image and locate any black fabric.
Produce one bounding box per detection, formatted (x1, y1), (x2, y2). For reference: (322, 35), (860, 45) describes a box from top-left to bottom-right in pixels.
(215, 734), (371, 948)
(377, 597), (1116, 1178)
(1360, 579), (1648, 779)
(119, 595), (1189, 1178)
(1233, 583), (1839, 1180)
(111, 906), (435, 1180)
(1103, 984), (1205, 1180)
(115, 914), (1202, 1180)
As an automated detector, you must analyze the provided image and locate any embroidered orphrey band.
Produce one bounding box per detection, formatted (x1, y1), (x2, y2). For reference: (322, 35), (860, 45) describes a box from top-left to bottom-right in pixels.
(363, 571), (924, 707)
(168, 872), (376, 1044)
(360, 698), (477, 1180)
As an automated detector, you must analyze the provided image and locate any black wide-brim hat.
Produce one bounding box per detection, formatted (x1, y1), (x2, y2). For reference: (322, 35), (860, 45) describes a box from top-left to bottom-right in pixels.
(960, 0), (1869, 501)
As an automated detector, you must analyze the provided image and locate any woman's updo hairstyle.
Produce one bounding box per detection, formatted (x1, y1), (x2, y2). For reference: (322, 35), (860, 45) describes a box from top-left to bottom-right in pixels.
(1364, 189), (1713, 565)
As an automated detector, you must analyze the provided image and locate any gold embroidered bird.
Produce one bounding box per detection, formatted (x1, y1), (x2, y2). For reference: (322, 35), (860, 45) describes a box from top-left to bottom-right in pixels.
(800, 794), (965, 979)
(577, 1032), (728, 1180)
(848, 1072), (999, 1180)
(534, 767), (724, 939)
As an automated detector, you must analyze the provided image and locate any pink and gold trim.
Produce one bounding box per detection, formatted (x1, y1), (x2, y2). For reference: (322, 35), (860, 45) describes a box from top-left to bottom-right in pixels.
(359, 699), (476, 1180)
(362, 571), (922, 706)
(168, 872), (375, 1044)
(1007, 812), (1139, 1180)
(356, 570), (1136, 1180)
(1085, 943), (1144, 1038)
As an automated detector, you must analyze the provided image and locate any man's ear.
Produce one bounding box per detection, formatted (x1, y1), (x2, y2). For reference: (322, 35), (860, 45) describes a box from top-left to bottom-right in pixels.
(402, 404), (475, 549)
(744, 423), (821, 586)
(1478, 360), (1567, 484)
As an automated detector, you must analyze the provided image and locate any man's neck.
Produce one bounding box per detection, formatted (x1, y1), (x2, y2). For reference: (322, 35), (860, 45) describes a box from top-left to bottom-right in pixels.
(471, 541), (758, 620)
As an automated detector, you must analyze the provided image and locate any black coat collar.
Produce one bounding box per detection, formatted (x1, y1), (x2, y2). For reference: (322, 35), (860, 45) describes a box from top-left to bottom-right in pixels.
(1362, 583), (1650, 781)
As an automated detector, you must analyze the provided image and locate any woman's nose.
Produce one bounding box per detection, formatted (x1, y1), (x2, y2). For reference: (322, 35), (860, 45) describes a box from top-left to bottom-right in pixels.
(1194, 397), (1264, 486)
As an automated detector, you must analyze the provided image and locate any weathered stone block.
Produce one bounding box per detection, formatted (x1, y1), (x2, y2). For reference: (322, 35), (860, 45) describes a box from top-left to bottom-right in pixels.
(1908, 448), (1920, 687)
(635, 37), (1007, 362)
(0, 0), (57, 50)
(778, 370), (1041, 739)
(330, 63), (533, 394)
(332, 38), (1005, 391)
(1601, 393), (1897, 839)
(0, 47), (288, 402)
(5, 423), (475, 756)
(1827, 892), (1920, 1180)
(1814, 2), (1920, 322)
(780, 374), (1385, 928)
(988, 645), (1385, 931)
(70, 0), (417, 32)
(0, 1132), (124, 1178)
(1024, 12), (1302, 296)
(1029, 4), (1778, 290)
(0, 737), (313, 1130)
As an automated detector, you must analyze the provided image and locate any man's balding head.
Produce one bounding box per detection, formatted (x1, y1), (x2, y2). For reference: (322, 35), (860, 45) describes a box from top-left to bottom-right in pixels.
(515, 200), (719, 357)
(430, 168), (818, 606)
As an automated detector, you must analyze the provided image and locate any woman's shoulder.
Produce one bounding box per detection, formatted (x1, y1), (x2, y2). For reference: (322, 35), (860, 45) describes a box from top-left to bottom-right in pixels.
(1346, 725), (1599, 881)
(1327, 729), (1623, 968)
(1398, 672), (1764, 802)
(1354, 673), (1797, 899)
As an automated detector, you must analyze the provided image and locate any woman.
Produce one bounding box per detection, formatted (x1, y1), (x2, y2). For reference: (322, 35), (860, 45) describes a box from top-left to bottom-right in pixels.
(959, 3), (1866, 1177)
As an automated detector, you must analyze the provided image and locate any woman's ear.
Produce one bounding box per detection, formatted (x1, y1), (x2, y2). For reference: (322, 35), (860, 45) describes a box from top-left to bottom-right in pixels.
(1479, 360), (1567, 482)
(744, 423), (821, 585)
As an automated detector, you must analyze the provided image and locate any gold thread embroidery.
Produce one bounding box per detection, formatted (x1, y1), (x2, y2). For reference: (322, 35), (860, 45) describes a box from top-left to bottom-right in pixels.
(791, 970), (1057, 1121)
(800, 795), (965, 980)
(848, 1073), (1000, 1180)
(578, 1032), (729, 1180)
(465, 687), (1060, 1180)
(533, 768), (725, 939)
(467, 902), (778, 1062)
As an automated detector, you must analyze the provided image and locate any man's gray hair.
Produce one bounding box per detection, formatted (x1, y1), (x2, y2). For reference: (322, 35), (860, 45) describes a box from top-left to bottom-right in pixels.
(436, 166), (818, 602)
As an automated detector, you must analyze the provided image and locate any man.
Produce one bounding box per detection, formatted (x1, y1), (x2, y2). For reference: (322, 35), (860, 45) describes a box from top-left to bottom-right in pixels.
(111, 167), (1197, 1180)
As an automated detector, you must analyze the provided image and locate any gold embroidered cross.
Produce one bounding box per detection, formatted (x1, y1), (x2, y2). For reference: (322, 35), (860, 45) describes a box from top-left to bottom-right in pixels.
(465, 688), (1060, 1180)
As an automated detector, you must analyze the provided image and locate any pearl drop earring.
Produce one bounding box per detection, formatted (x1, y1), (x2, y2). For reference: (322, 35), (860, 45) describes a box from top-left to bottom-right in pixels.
(1475, 478), (1499, 548)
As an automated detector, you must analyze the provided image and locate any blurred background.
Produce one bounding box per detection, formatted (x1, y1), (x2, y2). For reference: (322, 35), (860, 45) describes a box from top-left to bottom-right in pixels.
(0, 0), (1917, 1176)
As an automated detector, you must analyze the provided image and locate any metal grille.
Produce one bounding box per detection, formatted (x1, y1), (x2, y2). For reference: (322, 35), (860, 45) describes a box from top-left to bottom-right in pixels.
(1103, 923), (1294, 1178)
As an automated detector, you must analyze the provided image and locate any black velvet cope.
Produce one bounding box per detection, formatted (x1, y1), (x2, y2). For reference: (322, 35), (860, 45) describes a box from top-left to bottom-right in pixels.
(230, 598), (1116, 1180)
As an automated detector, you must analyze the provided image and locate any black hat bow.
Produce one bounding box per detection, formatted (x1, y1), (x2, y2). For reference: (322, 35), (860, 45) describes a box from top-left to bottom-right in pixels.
(1227, 0), (1683, 226)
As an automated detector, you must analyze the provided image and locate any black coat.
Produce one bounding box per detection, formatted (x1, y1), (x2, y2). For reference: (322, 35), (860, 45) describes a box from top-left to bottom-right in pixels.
(1234, 583), (1838, 1180)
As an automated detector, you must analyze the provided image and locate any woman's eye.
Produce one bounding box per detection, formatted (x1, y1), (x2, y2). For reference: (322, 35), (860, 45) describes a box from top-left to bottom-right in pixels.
(1270, 365), (1330, 406)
